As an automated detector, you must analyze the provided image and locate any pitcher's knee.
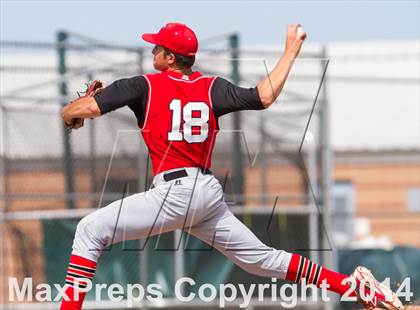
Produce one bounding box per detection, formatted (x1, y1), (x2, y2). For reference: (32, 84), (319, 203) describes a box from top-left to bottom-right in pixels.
(72, 213), (104, 261)
(75, 215), (94, 240)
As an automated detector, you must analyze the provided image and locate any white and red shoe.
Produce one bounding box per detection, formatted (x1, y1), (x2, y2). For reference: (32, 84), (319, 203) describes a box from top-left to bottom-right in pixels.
(351, 266), (405, 310)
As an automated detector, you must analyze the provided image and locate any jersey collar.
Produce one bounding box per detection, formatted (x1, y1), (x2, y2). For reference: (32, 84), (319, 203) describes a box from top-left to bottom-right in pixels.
(165, 70), (202, 82)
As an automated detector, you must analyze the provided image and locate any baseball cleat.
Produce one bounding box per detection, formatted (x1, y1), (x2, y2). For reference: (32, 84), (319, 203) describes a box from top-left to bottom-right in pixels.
(351, 266), (405, 310)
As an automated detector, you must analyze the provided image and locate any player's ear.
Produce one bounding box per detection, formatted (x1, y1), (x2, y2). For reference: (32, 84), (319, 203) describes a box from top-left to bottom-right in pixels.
(167, 52), (176, 65)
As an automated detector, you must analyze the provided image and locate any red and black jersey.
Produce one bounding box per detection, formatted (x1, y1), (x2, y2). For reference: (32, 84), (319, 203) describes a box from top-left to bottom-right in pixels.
(142, 71), (218, 175)
(94, 70), (264, 176)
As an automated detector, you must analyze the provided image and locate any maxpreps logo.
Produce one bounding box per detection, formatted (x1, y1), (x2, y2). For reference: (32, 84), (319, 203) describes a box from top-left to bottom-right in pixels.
(8, 277), (162, 306)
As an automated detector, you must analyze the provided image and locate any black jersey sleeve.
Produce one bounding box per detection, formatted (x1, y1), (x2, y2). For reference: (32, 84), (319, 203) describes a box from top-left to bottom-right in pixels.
(211, 77), (264, 118)
(94, 76), (148, 126)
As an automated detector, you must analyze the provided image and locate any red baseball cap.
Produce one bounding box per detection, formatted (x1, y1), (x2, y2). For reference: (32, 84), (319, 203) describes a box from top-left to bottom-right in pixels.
(141, 23), (198, 56)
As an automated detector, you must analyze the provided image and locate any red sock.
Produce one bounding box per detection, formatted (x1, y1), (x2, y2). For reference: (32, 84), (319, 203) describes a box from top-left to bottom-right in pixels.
(286, 254), (355, 296)
(60, 254), (97, 310)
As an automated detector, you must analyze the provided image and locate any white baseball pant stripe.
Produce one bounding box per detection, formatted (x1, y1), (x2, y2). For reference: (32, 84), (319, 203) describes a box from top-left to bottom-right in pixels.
(72, 167), (292, 279)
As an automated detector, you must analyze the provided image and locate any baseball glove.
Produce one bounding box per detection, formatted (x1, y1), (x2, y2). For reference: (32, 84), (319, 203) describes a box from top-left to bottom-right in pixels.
(65, 80), (103, 131)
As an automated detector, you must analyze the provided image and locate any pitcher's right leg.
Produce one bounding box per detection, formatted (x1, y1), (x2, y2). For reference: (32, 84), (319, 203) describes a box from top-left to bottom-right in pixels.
(60, 185), (185, 310)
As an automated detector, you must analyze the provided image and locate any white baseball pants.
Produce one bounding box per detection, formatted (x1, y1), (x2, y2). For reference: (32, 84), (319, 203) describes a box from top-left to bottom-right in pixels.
(72, 167), (292, 279)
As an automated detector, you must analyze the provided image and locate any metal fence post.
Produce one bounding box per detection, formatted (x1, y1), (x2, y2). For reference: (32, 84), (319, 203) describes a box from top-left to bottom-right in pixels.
(319, 46), (334, 310)
(86, 72), (98, 197)
(174, 229), (185, 296)
(57, 30), (75, 209)
(230, 33), (244, 205)
(307, 131), (319, 263)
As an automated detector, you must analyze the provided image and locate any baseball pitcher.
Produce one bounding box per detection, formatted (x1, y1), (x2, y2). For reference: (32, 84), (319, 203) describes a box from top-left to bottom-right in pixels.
(60, 23), (404, 310)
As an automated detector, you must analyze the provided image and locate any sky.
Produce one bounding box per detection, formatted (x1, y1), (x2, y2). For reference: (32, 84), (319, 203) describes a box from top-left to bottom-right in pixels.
(1, 0), (419, 47)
